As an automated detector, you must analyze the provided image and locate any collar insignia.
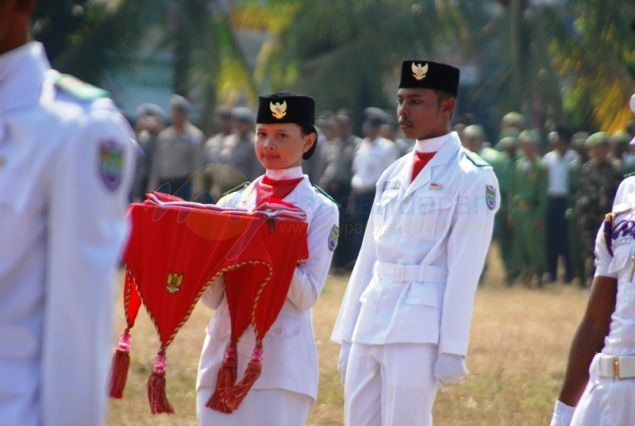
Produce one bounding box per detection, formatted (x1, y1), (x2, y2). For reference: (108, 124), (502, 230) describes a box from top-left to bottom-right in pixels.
(270, 101), (287, 119)
(411, 62), (428, 81)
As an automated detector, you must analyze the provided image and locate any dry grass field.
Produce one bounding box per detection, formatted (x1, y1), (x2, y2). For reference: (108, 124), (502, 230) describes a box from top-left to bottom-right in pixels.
(107, 246), (589, 425)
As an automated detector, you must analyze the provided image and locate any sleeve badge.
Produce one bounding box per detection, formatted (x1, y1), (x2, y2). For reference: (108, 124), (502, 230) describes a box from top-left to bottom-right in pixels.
(328, 225), (339, 251)
(99, 140), (125, 191)
(485, 184), (496, 210)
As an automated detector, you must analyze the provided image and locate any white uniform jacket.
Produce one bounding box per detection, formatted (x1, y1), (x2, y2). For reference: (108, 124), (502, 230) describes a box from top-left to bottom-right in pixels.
(332, 132), (499, 356)
(197, 172), (339, 401)
(0, 43), (135, 426)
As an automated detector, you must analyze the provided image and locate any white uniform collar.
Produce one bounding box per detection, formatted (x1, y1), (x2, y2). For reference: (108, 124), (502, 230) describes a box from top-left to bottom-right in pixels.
(265, 166), (304, 180)
(414, 132), (453, 153)
(0, 42), (50, 112)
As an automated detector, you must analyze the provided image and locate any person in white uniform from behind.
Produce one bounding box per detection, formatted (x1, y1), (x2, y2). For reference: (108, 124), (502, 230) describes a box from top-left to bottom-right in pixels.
(331, 59), (500, 426)
(196, 93), (339, 426)
(0, 1), (136, 425)
(551, 94), (635, 426)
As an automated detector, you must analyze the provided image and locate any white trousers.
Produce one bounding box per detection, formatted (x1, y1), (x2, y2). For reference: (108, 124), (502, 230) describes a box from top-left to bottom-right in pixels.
(344, 342), (439, 426)
(572, 354), (635, 426)
(196, 388), (310, 426)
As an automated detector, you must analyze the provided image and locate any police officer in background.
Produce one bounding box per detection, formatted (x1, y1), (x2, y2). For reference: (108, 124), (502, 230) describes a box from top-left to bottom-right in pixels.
(148, 94), (205, 200)
(332, 60), (499, 426)
(0, 1), (136, 425)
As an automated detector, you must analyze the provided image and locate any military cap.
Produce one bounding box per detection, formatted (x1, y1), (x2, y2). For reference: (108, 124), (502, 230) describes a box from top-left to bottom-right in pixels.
(231, 106), (255, 123)
(170, 94), (191, 113)
(501, 111), (525, 128)
(399, 60), (460, 97)
(585, 131), (609, 148)
(519, 129), (540, 145)
(135, 103), (165, 120)
(256, 92), (317, 159)
(463, 124), (485, 139)
(496, 135), (518, 150)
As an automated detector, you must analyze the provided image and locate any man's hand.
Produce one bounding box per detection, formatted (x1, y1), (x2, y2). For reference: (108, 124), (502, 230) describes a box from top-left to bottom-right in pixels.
(338, 342), (351, 386)
(433, 353), (467, 387)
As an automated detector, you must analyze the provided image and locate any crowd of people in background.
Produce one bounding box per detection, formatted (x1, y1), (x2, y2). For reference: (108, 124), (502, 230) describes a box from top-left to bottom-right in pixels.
(129, 94), (635, 289)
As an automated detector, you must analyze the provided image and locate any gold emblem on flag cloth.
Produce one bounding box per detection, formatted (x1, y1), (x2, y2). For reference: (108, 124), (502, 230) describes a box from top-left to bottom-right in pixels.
(166, 272), (184, 294)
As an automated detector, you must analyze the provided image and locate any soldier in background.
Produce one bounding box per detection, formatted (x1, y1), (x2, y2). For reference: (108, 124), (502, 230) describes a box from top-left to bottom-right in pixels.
(148, 94), (205, 200)
(496, 130), (521, 284)
(500, 111), (526, 139)
(509, 130), (548, 287)
(574, 132), (623, 287)
(566, 131), (589, 286)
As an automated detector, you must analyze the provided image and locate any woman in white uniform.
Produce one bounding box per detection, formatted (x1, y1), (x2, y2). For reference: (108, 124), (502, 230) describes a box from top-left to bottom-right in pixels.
(196, 93), (339, 426)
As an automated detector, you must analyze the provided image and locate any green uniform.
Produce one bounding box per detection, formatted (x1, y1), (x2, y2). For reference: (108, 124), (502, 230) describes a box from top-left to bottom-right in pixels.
(574, 158), (622, 286)
(566, 158), (585, 285)
(509, 156), (548, 285)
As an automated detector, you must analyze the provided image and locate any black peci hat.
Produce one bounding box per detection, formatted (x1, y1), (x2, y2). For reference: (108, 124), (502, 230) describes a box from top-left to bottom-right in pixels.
(399, 60), (460, 97)
(256, 92), (317, 159)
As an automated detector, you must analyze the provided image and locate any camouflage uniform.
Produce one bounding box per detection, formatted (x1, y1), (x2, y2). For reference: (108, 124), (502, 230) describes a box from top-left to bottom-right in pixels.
(574, 132), (623, 286)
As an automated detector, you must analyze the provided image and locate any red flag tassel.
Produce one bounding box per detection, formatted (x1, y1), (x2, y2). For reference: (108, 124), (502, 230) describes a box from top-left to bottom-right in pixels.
(109, 328), (132, 398)
(223, 342), (263, 412)
(206, 341), (238, 413)
(147, 350), (174, 414)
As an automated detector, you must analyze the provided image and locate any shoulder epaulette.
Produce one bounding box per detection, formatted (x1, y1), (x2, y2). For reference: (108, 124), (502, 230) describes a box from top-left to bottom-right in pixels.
(464, 149), (491, 168)
(222, 181), (250, 198)
(313, 185), (340, 208)
(54, 73), (109, 101)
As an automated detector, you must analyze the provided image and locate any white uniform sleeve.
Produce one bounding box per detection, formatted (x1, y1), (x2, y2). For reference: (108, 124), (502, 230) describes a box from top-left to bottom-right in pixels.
(286, 200), (339, 311)
(41, 100), (135, 426)
(331, 200), (379, 343)
(439, 169), (499, 356)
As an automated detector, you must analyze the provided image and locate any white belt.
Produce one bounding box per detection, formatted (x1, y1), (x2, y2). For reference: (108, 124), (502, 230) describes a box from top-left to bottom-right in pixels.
(374, 261), (447, 283)
(597, 354), (635, 379)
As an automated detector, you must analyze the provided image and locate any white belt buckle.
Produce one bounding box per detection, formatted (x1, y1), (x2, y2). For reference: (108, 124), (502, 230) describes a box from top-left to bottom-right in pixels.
(613, 356), (622, 379)
(394, 264), (405, 282)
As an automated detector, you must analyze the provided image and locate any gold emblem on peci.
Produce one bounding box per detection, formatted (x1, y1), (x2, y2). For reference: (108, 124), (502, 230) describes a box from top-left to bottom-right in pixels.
(270, 101), (287, 119)
(166, 272), (184, 294)
(411, 62), (428, 80)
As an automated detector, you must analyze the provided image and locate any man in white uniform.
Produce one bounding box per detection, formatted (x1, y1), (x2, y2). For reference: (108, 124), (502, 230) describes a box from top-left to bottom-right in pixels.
(550, 94), (635, 426)
(331, 59), (499, 426)
(0, 1), (136, 425)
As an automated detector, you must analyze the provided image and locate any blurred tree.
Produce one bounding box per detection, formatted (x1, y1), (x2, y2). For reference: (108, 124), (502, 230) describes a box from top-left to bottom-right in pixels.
(32, 0), (259, 133)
